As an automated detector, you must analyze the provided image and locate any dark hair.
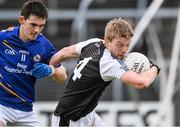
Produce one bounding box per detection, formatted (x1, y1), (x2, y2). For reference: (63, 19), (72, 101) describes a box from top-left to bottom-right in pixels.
(21, 0), (48, 20)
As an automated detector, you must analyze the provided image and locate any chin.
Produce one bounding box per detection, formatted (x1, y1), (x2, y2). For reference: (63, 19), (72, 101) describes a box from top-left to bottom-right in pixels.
(118, 55), (124, 59)
(30, 37), (37, 41)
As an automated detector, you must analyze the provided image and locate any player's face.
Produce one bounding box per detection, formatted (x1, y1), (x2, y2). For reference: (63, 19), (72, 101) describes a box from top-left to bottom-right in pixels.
(19, 15), (46, 41)
(105, 37), (131, 59)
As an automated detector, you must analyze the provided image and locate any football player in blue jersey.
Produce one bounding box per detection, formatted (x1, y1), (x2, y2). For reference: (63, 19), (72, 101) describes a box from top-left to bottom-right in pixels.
(0, 0), (67, 126)
(50, 18), (160, 127)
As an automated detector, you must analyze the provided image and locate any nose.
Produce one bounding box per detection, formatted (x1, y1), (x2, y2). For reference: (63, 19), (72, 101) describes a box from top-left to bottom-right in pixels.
(34, 26), (41, 33)
(122, 46), (128, 53)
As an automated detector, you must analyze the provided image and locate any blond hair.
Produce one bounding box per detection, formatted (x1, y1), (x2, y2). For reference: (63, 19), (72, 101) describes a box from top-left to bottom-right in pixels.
(104, 17), (134, 41)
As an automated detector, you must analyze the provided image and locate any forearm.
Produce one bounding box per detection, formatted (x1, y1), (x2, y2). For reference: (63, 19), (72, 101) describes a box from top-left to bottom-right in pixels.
(140, 66), (158, 87)
(50, 50), (67, 66)
(50, 46), (79, 66)
(121, 67), (159, 89)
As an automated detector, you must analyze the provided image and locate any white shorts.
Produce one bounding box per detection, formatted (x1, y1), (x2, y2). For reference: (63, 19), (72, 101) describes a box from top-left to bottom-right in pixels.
(0, 104), (39, 126)
(51, 110), (107, 127)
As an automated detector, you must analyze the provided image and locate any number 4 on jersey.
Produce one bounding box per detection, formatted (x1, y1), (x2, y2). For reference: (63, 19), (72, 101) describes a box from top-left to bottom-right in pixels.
(72, 57), (92, 81)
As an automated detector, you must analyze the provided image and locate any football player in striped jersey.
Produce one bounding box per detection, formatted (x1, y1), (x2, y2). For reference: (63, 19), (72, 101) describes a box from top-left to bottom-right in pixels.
(50, 18), (160, 126)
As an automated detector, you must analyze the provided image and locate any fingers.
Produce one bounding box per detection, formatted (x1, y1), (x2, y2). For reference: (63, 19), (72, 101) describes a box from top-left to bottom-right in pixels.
(31, 63), (52, 79)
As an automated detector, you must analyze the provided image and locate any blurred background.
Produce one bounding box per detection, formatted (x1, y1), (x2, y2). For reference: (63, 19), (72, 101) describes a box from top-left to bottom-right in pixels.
(0, 0), (180, 126)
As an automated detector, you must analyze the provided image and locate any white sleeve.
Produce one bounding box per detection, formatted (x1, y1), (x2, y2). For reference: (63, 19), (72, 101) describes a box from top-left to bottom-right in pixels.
(100, 49), (128, 82)
(75, 38), (102, 55)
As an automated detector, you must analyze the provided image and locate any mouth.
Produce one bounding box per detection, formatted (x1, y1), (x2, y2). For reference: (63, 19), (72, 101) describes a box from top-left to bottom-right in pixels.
(119, 54), (125, 58)
(32, 33), (37, 36)
(29, 34), (37, 40)
(115, 55), (123, 59)
(119, 54), (128, 59)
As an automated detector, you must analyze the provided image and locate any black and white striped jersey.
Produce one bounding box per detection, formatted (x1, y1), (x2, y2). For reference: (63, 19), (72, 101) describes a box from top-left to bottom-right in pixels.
(54, 38), (128, 121)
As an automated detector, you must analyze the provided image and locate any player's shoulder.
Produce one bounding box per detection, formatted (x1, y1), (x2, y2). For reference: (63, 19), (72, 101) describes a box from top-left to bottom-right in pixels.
(76, 38), (103, 54)
(78, 38), (102, 47)
(85, 38), (102, 43)
(0, 29), (11, 35)
(0, 26), (16, 33)
(0, 27), (17, 40)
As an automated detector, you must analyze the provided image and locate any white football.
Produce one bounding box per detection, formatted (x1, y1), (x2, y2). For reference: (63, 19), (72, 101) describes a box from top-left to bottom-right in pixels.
(123, 52), (150, 74)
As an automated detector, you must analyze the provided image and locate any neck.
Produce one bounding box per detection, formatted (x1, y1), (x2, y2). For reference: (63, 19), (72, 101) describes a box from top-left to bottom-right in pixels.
(19, 26), (28, 42)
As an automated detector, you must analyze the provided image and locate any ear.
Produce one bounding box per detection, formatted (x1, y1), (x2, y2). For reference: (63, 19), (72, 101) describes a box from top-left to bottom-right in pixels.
(103, 38), (109, 48)
(104, 38), (110, 44)
(19, 16), (25, 24)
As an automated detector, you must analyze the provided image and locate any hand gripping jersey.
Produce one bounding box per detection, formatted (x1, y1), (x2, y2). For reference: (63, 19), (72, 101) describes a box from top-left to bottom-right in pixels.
(0, 26), (57, 111)
(54, 38), (128, 121)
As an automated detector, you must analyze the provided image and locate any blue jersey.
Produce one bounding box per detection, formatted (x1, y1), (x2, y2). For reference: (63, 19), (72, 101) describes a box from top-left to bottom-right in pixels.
(0, 26), (57, 111)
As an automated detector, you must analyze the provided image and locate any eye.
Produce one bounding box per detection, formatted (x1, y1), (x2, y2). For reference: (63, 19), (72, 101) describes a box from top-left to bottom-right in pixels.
(39, 25), (44, 28)
(117, 44), (123, 48)
(31, 23), (37, 27)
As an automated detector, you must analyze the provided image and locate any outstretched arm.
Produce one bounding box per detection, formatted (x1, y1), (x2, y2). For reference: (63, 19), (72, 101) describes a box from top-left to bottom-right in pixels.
(49, 44), (79, 66)
(49, 44), (79, 82)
